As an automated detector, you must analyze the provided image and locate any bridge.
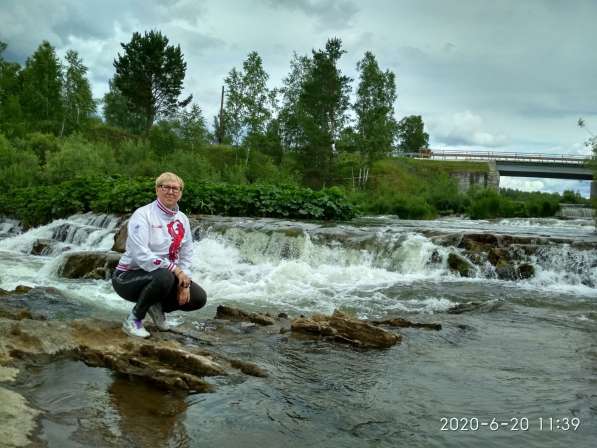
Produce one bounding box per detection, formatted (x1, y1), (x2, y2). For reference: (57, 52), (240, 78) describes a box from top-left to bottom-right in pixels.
(405, 150), (596, 198)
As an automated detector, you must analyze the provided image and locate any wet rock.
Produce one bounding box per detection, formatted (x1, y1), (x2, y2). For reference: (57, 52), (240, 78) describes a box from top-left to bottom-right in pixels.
(229, 359), (268, 377)
(0, 312), (266, 395)
(14, 285), (32, 294)
(215, 305), (275, 326)
(30, 238), (55, 256)
(0, 387), (40, 448)
(111, 219), (128, 253)
(291, 310), (401, 349)
(58, 251), (121, 279)
(495, 260), (517, 281)
(1, 286), (32, 297)
(372, 317), (442, 331)
(447, 253), (475, 277)
(447, 302), (483, 314)
(487, 247), (509, 266)
(517, 263), (535, 279)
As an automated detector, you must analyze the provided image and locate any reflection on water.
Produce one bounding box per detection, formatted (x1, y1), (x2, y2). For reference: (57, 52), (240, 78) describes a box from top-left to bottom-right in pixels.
(11, 360), (189, 448)
(108, 377), (189, 448)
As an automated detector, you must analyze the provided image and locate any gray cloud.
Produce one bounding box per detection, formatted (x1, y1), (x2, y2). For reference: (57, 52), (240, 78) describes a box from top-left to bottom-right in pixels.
(264, 0), (359, 29)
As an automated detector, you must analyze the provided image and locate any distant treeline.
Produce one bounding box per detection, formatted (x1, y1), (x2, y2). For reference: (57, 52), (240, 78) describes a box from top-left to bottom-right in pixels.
(0, 33), (592, 222)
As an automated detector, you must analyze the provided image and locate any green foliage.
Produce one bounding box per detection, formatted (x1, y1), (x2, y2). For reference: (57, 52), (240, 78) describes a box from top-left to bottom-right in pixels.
(355, 190), (435, 219)
(0, 42), (25, 138)
(45, 134), (117, 183)
(278, 53), (312, 151)
(0, 133), (41, 191)
(223, 52), (274, 151)
(13, 132), (60, 165)
(62, 50), (96, 135)
(0, 177), (355, 227)
(102, 80), (146, 134)
(296, 38), (352, 187)
(467, 188), (560, 219)
(396, 115), (429, 152)
(354, 51), (398, 164)
(560, 189), (588, 205)
(19, 41), (63, 134)
(113, 30), (192, 133)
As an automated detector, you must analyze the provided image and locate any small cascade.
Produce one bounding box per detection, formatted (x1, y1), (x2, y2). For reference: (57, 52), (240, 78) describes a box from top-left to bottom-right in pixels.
(0, 213), (122, 255)
(196, 218), (597, 291)
(557, 205), (595, 219)
(0, 218), (21, 238)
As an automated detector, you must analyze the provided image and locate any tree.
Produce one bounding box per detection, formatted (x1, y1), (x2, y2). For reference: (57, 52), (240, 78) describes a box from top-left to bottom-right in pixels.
(178, 103), (209, 150)
(578, 117), (597, 225)
(112, 30), (191, 133)
(19, 41), (63, 134)
(278, 52), (312, 151)
(296, 38), (352, 187)
(0, 41), (25, 137)
(61, 50), (96, 135)
(222, 51), (274, 165)
(354, 51), (398, 164)
(396, 115), (429, 152)
(102, 80), (146, 134)
(222, 67), (244, 145)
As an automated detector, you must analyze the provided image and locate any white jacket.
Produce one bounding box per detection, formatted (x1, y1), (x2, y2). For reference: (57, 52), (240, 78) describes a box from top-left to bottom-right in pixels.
(116, 199), (193, 277)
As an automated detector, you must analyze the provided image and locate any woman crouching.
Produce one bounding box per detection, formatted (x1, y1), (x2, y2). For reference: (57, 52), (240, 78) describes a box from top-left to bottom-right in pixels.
(112, 172), (207, 337)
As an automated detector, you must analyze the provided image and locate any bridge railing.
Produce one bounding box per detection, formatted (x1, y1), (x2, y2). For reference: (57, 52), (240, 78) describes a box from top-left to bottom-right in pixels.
(400, 149), (593, 165)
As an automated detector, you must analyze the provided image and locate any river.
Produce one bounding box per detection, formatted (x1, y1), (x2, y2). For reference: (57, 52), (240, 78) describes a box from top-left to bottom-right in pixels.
(0, 213), (595, 447)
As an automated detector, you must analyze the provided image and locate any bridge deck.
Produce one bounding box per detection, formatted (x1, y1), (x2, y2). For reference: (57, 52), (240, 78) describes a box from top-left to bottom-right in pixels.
(408, 150), (593, 165)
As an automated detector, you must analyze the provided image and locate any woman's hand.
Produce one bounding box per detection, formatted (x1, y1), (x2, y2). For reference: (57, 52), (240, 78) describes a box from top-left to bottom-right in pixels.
(177, 285), (190, 305)
(175, 268), (191, 288)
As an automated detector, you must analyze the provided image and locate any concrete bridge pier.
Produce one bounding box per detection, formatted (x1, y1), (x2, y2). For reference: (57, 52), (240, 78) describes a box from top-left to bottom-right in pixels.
(487, 161), (500, 191)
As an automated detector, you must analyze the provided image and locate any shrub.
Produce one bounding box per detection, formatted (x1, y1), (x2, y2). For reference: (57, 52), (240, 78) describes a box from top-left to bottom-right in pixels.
(45, 135), (116, 184)
(0, 134), (41, 191)
(0, 176), (355, 227)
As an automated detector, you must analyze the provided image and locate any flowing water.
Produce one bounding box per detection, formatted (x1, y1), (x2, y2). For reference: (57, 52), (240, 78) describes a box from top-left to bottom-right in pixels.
(0, 213), (596, 447)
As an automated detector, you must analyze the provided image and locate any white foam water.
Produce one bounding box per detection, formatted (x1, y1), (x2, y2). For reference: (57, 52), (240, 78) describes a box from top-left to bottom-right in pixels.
(0, 214), (595, 320)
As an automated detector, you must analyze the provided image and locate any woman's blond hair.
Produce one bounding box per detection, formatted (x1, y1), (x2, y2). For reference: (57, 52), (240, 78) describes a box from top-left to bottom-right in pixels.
(155, 172), (184, 190)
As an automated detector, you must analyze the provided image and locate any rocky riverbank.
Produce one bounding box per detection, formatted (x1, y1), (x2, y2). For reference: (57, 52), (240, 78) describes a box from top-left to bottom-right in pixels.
(0, 285), (442, 447)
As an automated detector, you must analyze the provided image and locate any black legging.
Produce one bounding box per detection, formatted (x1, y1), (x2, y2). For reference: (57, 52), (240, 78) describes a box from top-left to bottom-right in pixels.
(112, 268), (207, 319)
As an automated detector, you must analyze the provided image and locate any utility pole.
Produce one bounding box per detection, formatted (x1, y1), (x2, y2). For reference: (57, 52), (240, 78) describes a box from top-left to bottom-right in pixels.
(218, 86), (225, 144)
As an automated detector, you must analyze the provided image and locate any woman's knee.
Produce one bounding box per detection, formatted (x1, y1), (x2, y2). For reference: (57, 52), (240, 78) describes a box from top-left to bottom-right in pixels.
(188, 283), (207, 310)
(152, 268), (176, 291)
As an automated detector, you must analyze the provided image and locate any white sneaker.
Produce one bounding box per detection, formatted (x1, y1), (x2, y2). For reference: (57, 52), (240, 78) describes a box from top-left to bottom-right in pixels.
(148, 303), (170, 331)
(122, 312), (150, 338)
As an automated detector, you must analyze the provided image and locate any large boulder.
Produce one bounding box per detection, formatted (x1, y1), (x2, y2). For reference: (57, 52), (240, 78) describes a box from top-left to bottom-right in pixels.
(58, 251), (121, 280)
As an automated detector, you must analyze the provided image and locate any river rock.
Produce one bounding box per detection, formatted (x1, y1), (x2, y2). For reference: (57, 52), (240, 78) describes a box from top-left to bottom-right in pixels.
(111, 219), (128, 253)
(58, 251), (121, 279)
(517, 263), (535, 279)
(215, 305), (275, 326)
(372, 317), (442, 330)
(495, 260), (517, 280)
(30, 239), (55, 256)
(447, 253), (475, 277)
(0, 307), (266, 395)
(291, 310), (401, 348)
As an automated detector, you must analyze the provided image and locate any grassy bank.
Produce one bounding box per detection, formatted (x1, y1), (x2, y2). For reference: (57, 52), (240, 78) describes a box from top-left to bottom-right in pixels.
(1, 131), (589, 224)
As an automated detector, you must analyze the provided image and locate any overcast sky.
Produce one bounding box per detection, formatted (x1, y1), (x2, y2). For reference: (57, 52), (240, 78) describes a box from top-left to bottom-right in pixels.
(2, 0), (595, 195)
